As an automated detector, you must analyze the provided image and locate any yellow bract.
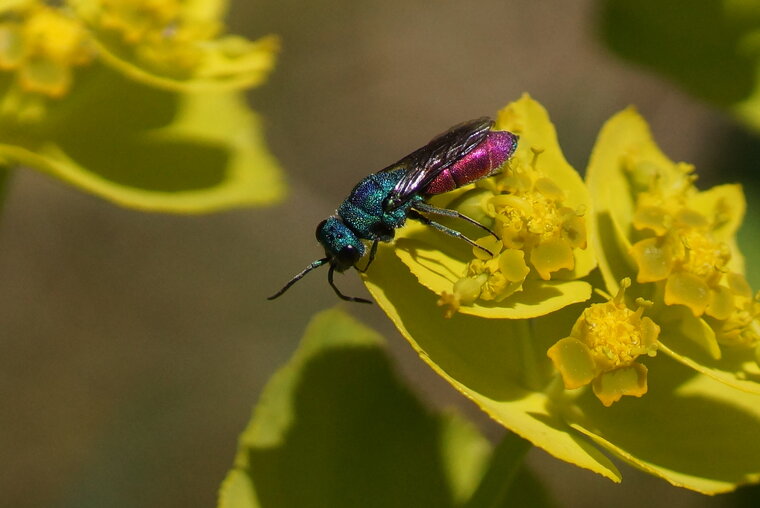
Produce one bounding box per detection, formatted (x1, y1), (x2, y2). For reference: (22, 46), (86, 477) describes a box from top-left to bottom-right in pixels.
(0, 0), (284, 212)
(364, 97), (760, 492)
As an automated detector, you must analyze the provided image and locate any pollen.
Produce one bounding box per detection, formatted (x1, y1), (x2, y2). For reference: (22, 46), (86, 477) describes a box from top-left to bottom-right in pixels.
(438, 238), (531, 317)
(437, 141), (588, 316)
(489, 149), (585, 280)
(626, 153), (760, 352)
(547, 278), (660, 406)
(574, 279), (658, 368)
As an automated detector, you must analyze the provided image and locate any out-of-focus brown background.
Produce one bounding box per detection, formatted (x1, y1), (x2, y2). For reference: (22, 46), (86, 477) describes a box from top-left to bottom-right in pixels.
(1, 1), (757, 507)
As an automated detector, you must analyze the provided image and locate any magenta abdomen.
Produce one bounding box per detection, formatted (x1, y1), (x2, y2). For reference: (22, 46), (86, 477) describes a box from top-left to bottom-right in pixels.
(424, 130), (518, 196)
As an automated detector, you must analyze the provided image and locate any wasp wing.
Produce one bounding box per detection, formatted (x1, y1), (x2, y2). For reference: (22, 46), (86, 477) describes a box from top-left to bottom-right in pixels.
(382, 117), (494, 211)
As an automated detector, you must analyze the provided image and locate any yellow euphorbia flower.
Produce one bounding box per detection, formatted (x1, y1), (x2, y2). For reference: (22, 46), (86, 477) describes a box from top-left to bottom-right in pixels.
(586, 107), (760, 394)
(363, 98), (760, 493)
(92, 0), (218, 77)
(0, 2), (93, 97)
(548, 278), (659, 406)
(70, 0), (279, 90)
(437, 235), (531, 317)
(0, 0), (283, 212)
(624, 156), (760, 351)
(399, 95), (596, 320)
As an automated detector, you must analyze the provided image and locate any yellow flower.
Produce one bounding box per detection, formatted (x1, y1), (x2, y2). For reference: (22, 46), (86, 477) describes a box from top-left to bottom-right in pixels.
(364, 98), (760, 493)
(623, 156), (760, 351)
(437, 236), (531, 317)
(92, 0), (213, 77)
(0, 2), (93, 97)
(0, 0), (284, 213)
(71, 0), (279, 90)
(547, 278), (659, 406)
(586, 107), (760, 395)
(397, 95), (596, 319)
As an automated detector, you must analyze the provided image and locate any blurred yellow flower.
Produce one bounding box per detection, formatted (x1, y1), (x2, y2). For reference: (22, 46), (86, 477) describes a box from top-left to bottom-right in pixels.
(0, 2), (93, 97)
(0, 0), (284, 212)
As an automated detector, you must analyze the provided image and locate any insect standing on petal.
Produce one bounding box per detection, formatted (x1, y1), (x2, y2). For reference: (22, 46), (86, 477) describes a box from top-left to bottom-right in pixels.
(268, 118), (519, 303)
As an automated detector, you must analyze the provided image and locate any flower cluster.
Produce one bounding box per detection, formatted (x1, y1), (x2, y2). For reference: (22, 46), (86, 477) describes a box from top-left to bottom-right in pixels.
(363, 95), (760, 492)
(0, 0), (278, 103)
(94, 0), (213, 76)
(490, 149), (587, 279)
(0, 0), (283, 213)
(0, 2), (93, 98)
(625, 155), (760, 350)
(438, 146), (589, 316)
(548, 278), (659, 406)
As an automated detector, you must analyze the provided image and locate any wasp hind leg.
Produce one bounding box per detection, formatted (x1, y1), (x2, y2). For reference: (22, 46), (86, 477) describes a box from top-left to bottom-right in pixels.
(409, 210), (494, 257)
(327, 264), (372, 304)
(411, 201), (499, 240)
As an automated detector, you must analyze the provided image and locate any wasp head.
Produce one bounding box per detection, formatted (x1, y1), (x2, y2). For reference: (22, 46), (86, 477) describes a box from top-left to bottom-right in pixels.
(316, 217), (365, 271)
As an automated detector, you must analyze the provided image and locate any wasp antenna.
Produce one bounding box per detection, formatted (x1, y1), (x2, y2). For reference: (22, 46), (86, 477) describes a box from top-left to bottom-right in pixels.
(327, 264), (372, 304)
(267, 258), (330, 300)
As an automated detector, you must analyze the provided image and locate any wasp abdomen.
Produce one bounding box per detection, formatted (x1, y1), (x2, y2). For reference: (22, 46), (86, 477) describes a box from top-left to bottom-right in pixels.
(424, 130), (518, 196)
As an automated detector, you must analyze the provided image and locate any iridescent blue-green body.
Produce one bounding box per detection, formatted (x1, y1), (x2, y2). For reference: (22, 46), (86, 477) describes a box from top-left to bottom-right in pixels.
(269, 117), (519, 304)
(319, 168), (419, 264)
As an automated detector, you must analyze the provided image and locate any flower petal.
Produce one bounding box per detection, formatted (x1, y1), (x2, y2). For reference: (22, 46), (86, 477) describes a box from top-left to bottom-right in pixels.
(547, 337), (597, 389)
(363, 244), (621, 481)
(585, 107), (674, 292)
(567, 355), (760, 494)
(0, 66), (284, 212)
(591, 364), (648, 407)
(496, 94), (597, 280)
(394, 222), (591, 319)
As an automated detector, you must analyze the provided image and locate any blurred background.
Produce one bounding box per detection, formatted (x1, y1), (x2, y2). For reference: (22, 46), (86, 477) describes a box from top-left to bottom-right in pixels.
(1, 0), (758, 507)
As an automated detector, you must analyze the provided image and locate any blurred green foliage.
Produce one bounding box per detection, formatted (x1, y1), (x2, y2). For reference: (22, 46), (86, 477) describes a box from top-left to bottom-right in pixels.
(219, 309), (547, 508)
(600, 0), (760, 131)
(0, 0), (284, 212)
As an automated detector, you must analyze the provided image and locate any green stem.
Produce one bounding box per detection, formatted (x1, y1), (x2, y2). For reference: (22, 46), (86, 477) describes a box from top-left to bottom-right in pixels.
(517, 319), (543, 391)
(0, 165), (13, 215)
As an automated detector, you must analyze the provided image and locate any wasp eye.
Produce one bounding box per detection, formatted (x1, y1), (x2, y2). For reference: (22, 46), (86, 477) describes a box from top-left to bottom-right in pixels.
(315, 219), (328, 240)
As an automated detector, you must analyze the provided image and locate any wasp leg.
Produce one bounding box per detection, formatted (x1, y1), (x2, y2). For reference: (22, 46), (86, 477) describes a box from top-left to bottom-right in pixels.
(357, 239), (379, 273)
(409, 210), (494, 257)
(411, 201), (499, 239)
(328, 264), (372, 304)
